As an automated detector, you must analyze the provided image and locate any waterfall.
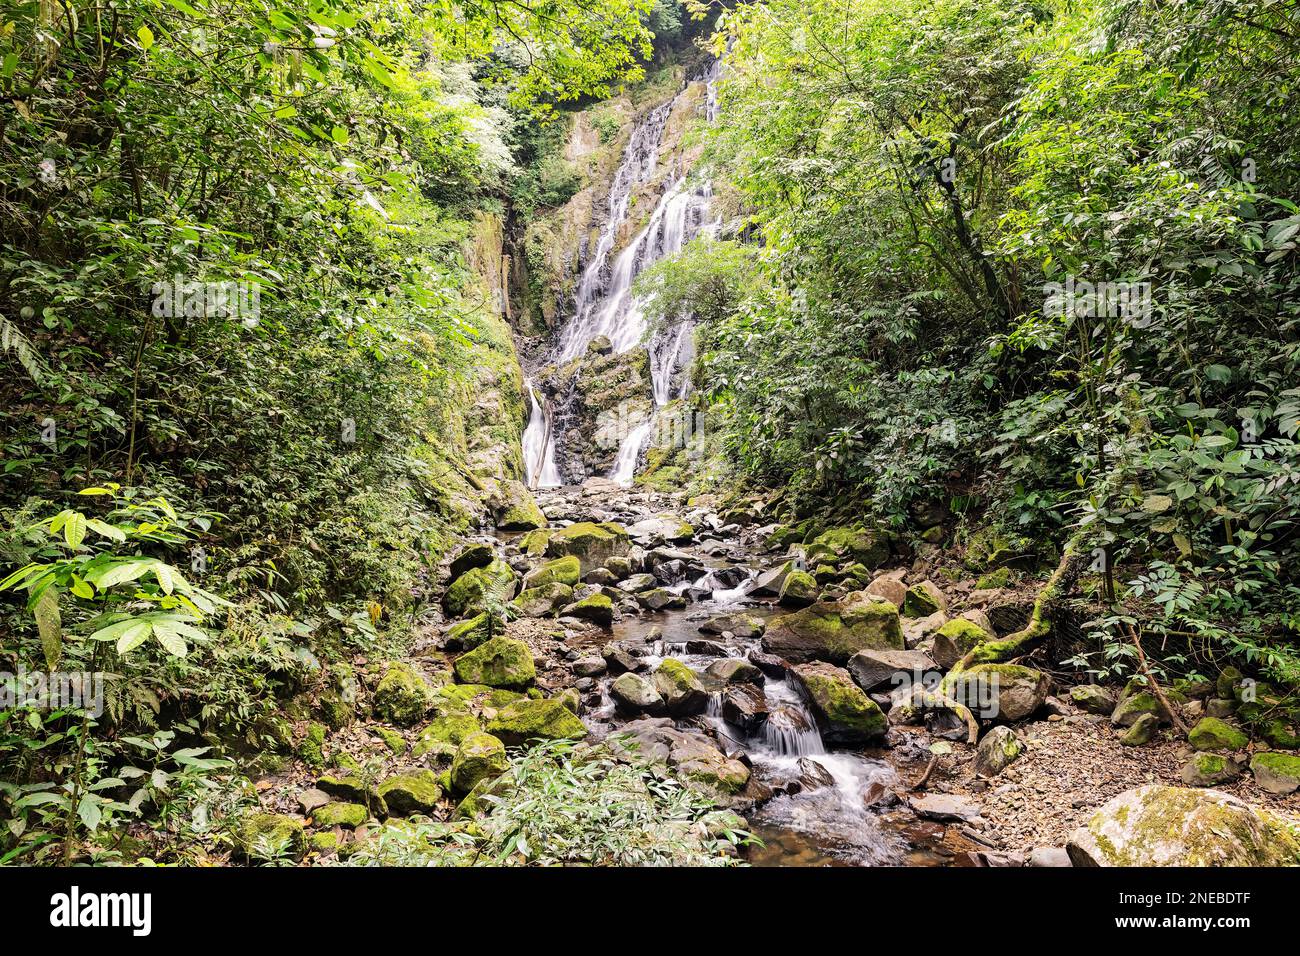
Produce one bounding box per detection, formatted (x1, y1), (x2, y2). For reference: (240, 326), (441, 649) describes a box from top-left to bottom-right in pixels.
(522, 379), (561, 488)
(526, 61), (726, 488)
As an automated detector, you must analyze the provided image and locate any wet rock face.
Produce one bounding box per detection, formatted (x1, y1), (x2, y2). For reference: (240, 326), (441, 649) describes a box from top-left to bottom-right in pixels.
(792, 662), (888, 746)
(544, 346), (653, 479)
(1067, 785), (1300, 866)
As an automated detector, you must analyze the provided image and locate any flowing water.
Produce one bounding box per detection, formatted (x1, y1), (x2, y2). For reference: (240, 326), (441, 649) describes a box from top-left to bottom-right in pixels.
(523, 65), (723, 488)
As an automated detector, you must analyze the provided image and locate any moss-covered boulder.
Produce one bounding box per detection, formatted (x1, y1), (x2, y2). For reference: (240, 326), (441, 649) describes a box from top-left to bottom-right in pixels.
(975, 567), (1012, 589)
(378, 769), (444, 815)
(762, 595), (904, 665)
(297, 721), (327, 769)
(316, 774), (383, 813)
(792, 662), (888, 745)
(520, 529), (551, 557)
(811, 525), (891, 569)
(544, 521), (630, 572)
(449, 543), (494, 581)
(444, 612), (493, 650)
(1121, 713), (1159, 746)
(453, 636), (535, 689)
(312, 802), (368, 829)
(236, 812), (307, 861)
(413, 712), (481, 759)
(449, 731), (508, 793)
(699, 612), (766, 638)
(485, 697), (587, 746)
(610, 671), (665, 714)
(444, 559), (517, 618)
(1070, 684), (1116, 716)
(561, 592), (614, 627)
(1188, 717), (1249, 752)
(777, 569), (819, 608)
(495, 480), (547, 531)
(901, 580), (947, 618)
(949, 663), (1050, 721)
(1067, 785), (1300, 866)
(975, 725), (1023, 777)
(1250, 752), (1300, 795)
(373, 662), (434, 726)
(1180, 753), (1241, 787)
(511, 582), (574, 617)
(523, 554), (581, 589)
(651, 659), (707, 716)
(1110, 691), (1167, 728)
(931, 618), (992, 669)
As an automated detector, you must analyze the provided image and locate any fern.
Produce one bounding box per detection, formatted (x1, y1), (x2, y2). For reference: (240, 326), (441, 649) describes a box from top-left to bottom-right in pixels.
(0, 313), (48, 385)
(480, 567), (516, 641)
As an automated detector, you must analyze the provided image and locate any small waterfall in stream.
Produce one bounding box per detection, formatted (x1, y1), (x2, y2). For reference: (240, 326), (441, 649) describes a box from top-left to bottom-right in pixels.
(522, 62), (725, 489)
(522, 379), (561, 488)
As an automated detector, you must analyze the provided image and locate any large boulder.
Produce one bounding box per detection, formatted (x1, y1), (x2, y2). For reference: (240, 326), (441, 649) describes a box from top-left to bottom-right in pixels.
(777, 570), (819, 608)
(901, 580), (948, 618)
(453, 636), (535, 689)
(373, 662), (433, 726)
(560, 592), (614, 627)
(626, 515), (695, 544)
(610, 719), (750, 796)
(810, 525), (891, 569)
(948, 664), (1050, 721)
(544, 521), (630, 572)
(444, 559), (517, 618)
(236, 812), (307, 861)
(1188, 717), (1249, 752)
(847, 648), (936, 694)
(931, 618), (993, 669)
(413, 712), (480, 759)
(448, 543), (494, 581)
(523, 554), (581, 589)
(1180, 753), (1241, 787)
(792, 662), (888, 745)
(378, 769), (444, 815)
(700, 612), (766, 638)
(1066, 785), (1300, 866)
(751, 560), (798, 597)
(449, 732), (508, 793)
(1250, 752), (1300, 795)
(1069, 684), (1116, 715)
(610, 672), (666, 715)
(721, 683), (769, 733)
(651, 659), (707, 716)
(510, 582), (574, 617)
(706, 658), (765, 685)
(494, 480), (547, 531)
(863, 571), (907, 608)
(762, 595), (904, 664)
(485, 697), (587, 746)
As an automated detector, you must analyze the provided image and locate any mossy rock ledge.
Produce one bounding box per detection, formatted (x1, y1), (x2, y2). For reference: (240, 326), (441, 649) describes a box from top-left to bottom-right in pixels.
(761, 595), (904, 664)
(1067, 785), (1300, 866)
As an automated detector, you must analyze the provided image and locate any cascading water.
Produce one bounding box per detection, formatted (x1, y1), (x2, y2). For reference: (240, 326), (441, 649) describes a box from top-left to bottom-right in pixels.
(519, 63), (725, 488)
(522, 378), (561, 488)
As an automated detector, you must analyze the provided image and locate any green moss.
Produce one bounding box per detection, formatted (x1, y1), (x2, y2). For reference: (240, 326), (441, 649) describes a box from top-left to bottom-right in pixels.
(1188, 717), (1249, 751)
(778, 569), (819, 606)
(297, 721), (327, 769)
(523, 555), (580, 589)
(975, 567), (1011, 589)
(374, 727), (407, 754)
(520, 529), (551, 556)
(413, 712), (481, 758)
(312, 802), (368, 828)
(795, 665), (887, 743)
(544, 521), (630, 570)
(373, 661), (434, 726)
(454, 635), (535, 689)
(934, 617), (991, 660)
(309, 831), (340, 854)
(450, 731), (508, 793)
(444, 559), (516, 617)
(237, 813), (307, 861)
(485, 697), (588, 746)
(511, 582), (574, 617)
(901, 582), (943, 618)
(378, 769), (444, 815)
(811, 525), (890, 568)
(496, 484), (547, 531)
(762, 596), (904, 663)
(563, 592), (614, 626)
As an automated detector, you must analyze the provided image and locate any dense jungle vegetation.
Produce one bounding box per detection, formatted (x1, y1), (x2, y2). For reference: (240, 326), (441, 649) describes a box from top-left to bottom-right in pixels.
(1, 0), (1298, 868)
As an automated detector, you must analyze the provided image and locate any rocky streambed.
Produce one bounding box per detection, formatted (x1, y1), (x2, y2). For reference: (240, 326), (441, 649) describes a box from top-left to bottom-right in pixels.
(260, 478), (1300, 867)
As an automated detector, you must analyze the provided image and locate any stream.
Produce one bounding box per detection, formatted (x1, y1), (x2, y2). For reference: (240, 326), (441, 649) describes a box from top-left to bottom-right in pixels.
(505, 488), (964, 867)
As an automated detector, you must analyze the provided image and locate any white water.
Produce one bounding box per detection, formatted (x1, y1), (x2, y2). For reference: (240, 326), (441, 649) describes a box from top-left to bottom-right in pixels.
(522, 379), (561, 488)
(523, 63), (725, 488)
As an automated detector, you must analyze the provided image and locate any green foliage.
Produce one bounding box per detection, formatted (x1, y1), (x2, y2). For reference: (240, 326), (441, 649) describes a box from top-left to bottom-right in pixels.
(684, 0), (1300, 684)
(342, 737), (751, 866)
